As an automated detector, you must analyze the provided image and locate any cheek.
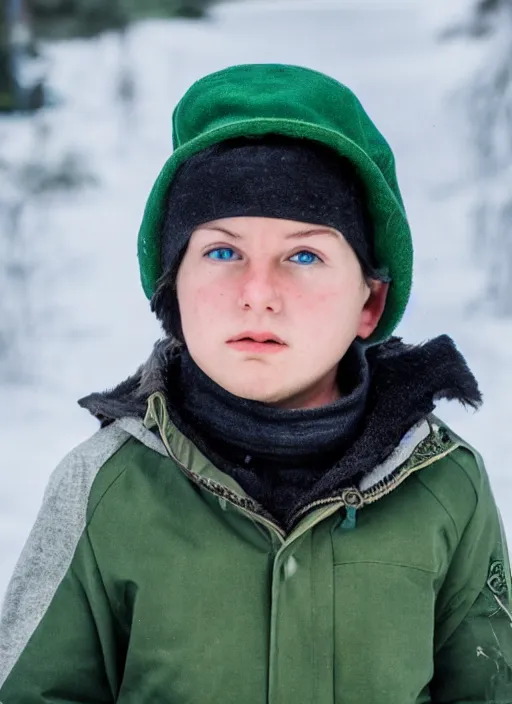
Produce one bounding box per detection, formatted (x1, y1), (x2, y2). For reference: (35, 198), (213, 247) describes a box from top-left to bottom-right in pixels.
(295, 283), (365, 334)
(185, 278), (233, 317)
(297, 284), (351, 316)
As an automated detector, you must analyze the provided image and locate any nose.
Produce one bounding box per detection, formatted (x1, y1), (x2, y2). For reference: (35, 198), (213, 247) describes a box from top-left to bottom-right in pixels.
(237, 263), (282, 314)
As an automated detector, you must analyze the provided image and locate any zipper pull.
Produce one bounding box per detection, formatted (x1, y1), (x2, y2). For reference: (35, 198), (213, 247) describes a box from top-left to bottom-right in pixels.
(340, 505), (357, 531)
(339, 488), (364, 531)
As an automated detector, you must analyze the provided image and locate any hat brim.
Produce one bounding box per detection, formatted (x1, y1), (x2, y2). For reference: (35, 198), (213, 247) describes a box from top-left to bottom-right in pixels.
(137, 118), (412, 346)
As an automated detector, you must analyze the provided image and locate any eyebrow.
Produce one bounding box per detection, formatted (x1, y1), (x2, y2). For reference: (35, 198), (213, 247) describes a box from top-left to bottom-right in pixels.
(201, 226), (340, 240)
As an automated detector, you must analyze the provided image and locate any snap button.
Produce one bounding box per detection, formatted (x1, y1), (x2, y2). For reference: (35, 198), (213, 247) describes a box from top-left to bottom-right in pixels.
(283, 556), (298, 580)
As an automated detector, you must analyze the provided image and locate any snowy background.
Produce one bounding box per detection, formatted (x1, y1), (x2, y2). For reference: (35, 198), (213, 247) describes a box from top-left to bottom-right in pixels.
(1, 0), (510, 600)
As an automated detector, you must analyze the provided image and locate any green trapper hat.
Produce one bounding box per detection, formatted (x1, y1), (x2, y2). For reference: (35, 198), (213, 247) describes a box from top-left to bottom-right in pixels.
(137, 63), (413, 345)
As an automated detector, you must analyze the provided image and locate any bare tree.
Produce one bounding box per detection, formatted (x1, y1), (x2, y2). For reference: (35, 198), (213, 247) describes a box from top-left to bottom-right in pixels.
(467, 0), (512, 314)
(441, 0), (512, 314)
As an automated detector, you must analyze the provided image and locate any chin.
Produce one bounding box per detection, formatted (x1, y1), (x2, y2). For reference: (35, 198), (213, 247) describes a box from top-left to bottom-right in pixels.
(221, 376), (290, 404)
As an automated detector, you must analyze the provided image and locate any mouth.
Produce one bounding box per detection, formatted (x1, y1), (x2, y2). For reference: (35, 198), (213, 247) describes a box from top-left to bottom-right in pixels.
(227, 332), (286, 345)
(227, 332), (287, 353)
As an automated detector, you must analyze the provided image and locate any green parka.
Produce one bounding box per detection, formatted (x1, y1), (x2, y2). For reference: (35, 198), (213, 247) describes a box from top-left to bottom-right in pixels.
(1, 388), (512, 703)
(1, 64), (511, 703)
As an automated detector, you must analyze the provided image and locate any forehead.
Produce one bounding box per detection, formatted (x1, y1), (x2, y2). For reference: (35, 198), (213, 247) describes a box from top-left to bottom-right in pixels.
(192, 216), (341, 240)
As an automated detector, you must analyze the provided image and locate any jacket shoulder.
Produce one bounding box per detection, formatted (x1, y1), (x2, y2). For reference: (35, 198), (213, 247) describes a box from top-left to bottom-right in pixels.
(38, 421), (133, 529)
(86, 419), (167, 521)
(413, 419), (493, 540)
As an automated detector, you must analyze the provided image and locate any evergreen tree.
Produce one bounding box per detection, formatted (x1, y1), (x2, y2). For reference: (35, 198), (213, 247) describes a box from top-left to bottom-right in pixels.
(0, 3), (14, 110)
(26, 0), (216, 40)
(0, 0), (43, 112)
(27, 0), (128, 40)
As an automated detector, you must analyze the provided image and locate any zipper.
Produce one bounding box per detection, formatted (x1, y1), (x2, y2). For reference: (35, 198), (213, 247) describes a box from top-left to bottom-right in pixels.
(361, 444), (458, 504)
(151, 402), (358, 544)
(289, 497), (341, 527)
(288, 488), (364, 528)
(289, 422), (458, 525)
(146, 392), (456, 543)
(288, 444), (455, 527)
(147, 398), (286, 541)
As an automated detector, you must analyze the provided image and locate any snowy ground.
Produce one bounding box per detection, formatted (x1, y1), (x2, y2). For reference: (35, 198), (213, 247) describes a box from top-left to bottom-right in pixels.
(1, 0), (510, 600)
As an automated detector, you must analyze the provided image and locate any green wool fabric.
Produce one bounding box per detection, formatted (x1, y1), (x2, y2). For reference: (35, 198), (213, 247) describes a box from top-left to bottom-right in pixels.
(137, 63), (414, 344)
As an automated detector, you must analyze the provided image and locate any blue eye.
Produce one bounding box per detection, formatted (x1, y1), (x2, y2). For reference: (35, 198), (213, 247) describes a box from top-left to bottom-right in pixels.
(290, 250), (322, 265)
(205, 248), (239, 261)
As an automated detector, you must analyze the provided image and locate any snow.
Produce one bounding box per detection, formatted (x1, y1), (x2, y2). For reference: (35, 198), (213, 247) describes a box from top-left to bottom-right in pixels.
(1, 0), (511, 600)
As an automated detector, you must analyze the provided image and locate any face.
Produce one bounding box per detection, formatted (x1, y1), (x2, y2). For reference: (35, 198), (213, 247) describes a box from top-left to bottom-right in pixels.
(176, 217), (388, 409)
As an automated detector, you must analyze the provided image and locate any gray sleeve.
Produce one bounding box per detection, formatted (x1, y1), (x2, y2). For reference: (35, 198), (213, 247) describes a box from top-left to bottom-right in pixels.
(0, 422), (130, 687)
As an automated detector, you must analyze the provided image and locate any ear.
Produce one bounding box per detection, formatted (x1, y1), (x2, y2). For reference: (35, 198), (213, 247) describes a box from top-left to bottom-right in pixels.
(356, 280), (390, 340)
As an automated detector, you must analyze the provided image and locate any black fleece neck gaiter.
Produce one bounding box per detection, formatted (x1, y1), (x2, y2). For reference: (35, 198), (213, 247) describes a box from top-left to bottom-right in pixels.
(173, 342), (370, 524)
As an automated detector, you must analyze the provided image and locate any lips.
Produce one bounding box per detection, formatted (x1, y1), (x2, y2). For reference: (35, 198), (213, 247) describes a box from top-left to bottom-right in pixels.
(226, 331), (287, 355)
(228, 331), (286, 345)
(227, 338), (286, 354)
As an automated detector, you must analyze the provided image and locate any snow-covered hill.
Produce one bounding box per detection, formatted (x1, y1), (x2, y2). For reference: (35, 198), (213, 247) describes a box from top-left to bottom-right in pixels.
(1, 0), (510, 599)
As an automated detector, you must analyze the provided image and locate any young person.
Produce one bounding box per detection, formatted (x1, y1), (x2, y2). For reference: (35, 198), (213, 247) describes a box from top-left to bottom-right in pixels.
(1, 63), (511, 703)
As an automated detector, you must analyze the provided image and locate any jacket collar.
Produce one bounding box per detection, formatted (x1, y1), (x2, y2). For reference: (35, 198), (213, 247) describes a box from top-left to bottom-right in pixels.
(79, 334), (481, 434)
(79, 334), (481, 528)
(134, 391), (461, 532)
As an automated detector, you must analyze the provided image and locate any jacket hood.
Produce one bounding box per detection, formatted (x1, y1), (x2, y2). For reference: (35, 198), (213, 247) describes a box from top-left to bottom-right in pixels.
(79, 335), (481, 434)
(137, 63), (413, 345)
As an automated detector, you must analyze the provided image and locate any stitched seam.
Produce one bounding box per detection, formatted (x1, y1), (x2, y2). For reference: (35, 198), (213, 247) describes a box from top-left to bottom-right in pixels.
(329, 529), (336, 702)
(82, 527), (124, 635)
(70, 544), (119, 698)
(445, 451), (481, 505)
(412, 472), (461, 542)
(86, 438), (143, 526)
(333, 560), (436, 575)
(83, 441), (151, 657)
